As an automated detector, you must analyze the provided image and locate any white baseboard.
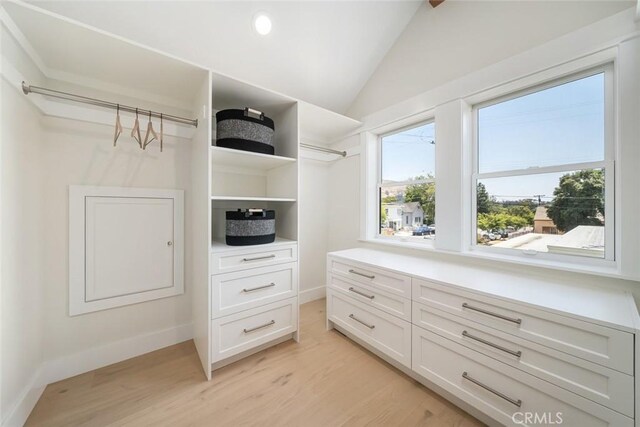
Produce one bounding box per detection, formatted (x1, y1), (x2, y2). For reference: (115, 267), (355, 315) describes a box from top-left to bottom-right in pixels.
(43, 323), (193, 385)
(2, 323), (193, 427)
(2, 367), (46, 427)
(299, 285), (326, 304)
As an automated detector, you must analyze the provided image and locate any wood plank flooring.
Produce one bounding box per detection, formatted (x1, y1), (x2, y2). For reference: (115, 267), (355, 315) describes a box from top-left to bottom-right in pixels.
(26, 299), (484, 426)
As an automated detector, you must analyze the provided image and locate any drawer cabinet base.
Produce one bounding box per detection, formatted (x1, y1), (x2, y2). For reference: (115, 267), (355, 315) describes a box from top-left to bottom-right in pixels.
(413, 326), (633, 427)
(212, 297), (298, 363)
(327, 251), (637, 427)
(327, 289), (411, 368)
(413, 301), (634, 417)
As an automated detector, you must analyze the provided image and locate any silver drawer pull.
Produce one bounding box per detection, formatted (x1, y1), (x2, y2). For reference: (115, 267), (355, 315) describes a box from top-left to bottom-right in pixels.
(462, 330), (522, 358)
(462, 303), (522, 325)
(462, 372), (522, 407)
(348, 314), (375, 329)
(348, 287), (375, 300)
(348, 269), (375, 279)
(242, 254), (276, 262)
(242, 283), (276, 293)
(243, 320), (275, 333)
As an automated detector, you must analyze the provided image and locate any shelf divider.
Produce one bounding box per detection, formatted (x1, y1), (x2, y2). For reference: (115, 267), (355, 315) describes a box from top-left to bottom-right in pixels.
(211, 195), (296, 202)
(210, 146), (297, 172)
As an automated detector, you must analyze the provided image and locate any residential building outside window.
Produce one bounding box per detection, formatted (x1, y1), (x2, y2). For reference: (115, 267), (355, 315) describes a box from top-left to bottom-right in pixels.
(472, 67), (613, 260)
(379, 121), (435, 243)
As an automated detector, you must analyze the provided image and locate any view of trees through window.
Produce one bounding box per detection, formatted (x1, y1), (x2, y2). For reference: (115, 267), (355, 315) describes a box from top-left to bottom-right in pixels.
(475, 71), (608, 259)
(379, 122), (435, 242)
(476, 169), (605, 258)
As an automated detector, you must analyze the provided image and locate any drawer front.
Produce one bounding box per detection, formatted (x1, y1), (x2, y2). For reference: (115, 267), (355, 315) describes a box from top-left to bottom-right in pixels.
(413, 302), (634, 417)
(413, 327), (633, 427)
(329, 257), (411, 297)
(327, 289), (411, 368)
(212, 263), (297, 318)
(211, 297), (297, 362)
(413, 279), (633, 374)
(211, 244), (297, 274)
(329, 274), (411, 321)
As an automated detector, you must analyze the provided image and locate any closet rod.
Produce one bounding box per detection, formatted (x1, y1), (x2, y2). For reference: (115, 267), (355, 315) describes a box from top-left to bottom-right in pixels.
(21, 81), (198, 127)
(300, 142), (346, 157)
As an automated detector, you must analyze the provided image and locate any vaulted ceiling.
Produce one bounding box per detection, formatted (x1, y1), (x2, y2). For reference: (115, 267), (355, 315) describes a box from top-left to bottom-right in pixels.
(29, 1), (422, 114)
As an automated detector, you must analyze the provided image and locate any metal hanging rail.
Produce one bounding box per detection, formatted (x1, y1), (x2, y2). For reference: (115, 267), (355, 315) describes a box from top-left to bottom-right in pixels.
(300, 142), (346, 157)
(21, 81), (198, 127)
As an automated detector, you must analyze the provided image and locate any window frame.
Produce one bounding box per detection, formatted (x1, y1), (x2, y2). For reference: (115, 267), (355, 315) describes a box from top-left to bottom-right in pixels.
(376, 118), (436, 245)
(470, 64), (615, 264)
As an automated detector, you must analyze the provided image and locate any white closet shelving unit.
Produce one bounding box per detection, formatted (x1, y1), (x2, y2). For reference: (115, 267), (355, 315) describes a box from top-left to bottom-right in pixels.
(2, 0), (362, 383)
(206, 74), (301, 374)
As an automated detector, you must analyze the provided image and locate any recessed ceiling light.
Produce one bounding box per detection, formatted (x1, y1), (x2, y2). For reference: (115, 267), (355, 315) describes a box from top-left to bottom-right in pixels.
(253, 13), (272, 36)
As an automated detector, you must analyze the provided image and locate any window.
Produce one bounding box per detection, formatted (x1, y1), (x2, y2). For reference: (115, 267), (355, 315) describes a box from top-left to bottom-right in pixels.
(473, 68), (613, 261)
(379, 121), (435, 243)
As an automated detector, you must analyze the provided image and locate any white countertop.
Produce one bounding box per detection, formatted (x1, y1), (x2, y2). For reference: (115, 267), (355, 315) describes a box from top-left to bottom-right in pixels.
(329, 248), (639, 333)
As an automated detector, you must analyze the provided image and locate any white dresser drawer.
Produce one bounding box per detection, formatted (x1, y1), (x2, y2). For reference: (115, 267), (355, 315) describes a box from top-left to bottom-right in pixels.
(413, 302), (634, 417)
(211, 297), (297, 362)
(212, 263), (297, 318)
(413, 279), (634, 374)
(413, 327), (633, 427)
(211, 244), (297, 275)
(327, 289), (411, 368)
(329, 257), (411, 298)
(329, 274), (411, 321)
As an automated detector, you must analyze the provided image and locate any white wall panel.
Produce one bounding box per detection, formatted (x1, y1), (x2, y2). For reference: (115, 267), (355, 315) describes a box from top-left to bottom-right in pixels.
(69, 187), (184, 315)
(299, 158), (329, 293)
(0, 23), (47, 426)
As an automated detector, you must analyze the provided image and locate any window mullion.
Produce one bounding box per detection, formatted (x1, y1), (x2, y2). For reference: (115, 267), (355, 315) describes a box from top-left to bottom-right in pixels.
(476, 161), (607, 180)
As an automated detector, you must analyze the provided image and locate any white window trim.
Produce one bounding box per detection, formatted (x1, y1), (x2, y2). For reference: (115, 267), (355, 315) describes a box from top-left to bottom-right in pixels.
(359, 40), (637, 280)
(371, 118), (436, 247)
(469, 64), (616, 267)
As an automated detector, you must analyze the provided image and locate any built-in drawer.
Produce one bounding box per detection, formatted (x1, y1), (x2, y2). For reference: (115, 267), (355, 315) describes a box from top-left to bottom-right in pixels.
(212, 263), (297, 318)
(327, 289), (411, 368)
(211, 244), (297, 275)
(211, 297), (297, 362)
(413, 301), (634, 417)
(329, 274), (411, 321)
(328, 257), (411, 298)
(413, 327), (633, 427)
(413, 279), (634, 374)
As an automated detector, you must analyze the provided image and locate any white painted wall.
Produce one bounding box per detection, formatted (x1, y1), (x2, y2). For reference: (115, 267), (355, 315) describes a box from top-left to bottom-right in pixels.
(330, 8), (640, 302)
(39, 116), (194, 363)
(298, 158), (329, 302)
(0, 25), (46, 426)
(327, 136), (361, 253)
(348, 0), (634, 119)
(1, 16), (200, 423)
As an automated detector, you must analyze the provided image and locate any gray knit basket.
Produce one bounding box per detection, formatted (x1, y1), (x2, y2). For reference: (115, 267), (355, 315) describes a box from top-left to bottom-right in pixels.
(225, 209), (276, 246)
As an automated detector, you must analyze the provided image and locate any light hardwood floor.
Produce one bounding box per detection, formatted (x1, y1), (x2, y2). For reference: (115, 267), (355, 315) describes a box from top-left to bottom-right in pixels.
(27, 299), (484, 426)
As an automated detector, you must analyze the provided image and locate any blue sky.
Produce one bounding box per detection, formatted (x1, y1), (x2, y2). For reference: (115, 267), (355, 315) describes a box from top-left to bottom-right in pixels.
(382, 73), (605, 203)
(382, 122), (435, 183)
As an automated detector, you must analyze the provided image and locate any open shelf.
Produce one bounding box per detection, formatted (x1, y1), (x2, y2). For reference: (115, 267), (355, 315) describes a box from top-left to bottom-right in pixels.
(298, 101), (361, 143)
(211, 237), (297, 253)
(211, 196), (296, 202)
(210, 146), (296, 172)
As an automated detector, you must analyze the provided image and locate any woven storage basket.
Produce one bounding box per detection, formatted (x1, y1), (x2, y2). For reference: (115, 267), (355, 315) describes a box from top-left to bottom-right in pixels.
(225, 209), (276, 246)
(215, 108), (275, 155)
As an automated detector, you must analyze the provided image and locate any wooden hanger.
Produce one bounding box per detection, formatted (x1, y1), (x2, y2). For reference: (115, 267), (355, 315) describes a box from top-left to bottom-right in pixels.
(131, 108), (142, 148)
(143, 111), (158, 150)
(113, 104), (123, 147)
